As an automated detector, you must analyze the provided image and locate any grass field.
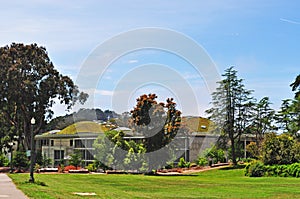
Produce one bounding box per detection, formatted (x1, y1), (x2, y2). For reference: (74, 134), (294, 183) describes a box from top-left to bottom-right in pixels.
(9, 168), (300, 199)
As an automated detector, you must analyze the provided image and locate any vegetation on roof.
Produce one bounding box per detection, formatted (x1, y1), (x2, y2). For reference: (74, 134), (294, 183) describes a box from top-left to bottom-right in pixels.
(60, 121), (110, 134)
(182, 117), (213, 133)
(42, 116), (214, 136)
(42, 121), (110, 135)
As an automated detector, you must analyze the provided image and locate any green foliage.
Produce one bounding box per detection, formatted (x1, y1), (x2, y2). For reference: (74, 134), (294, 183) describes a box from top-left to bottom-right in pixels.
(196, 157), (208, 166)
(69, 150), (82, 168)
(164, 162), (174, 169)
(227, 142), (245, 162)
(0, 153), (9, 167)
(42, 153), (52, 168)
(245, 161), (265, 177)
(0, 43), (88, 152)
(129, 94), (181, 154)
(13, 151), (29, 170)
(246, 142), (260, 159)
(206, 67), (253, 165)
(250, 97), (276, 141)
(204, 145), (226, 164)
(290, 74), (300, 98)
(178, 157), (190, 168)
(94, 130), (147, 171)
(276, 97), (300, 137)
(85, 163), (97, 172)
(262, 133), (300, 165)
(35, 151), (52, 168)
(240, 158), (255, 163)
(84, 160), (104, 172)
(34, 163), (40, 172)
(57, 121), (109, 135)
(245, 161), (300, 178)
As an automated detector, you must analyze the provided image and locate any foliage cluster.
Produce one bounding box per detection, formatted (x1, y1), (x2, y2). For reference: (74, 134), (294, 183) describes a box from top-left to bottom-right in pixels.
(247, 133), (300, 165)
(35, 151), (52, 168)
(206, 67), (276, 164)
(69, 150), (83, 168)
(196, 157), (209, 166)
(0, 43), (88, 152)
(94, 130), (147, 171)
(178, 157), (191, 168)
(245, 161), (300, 177)
(12, 151), (29, 171)
(129, 94), (182, 152)
(0, 154), (9, 167)
(206, 67), (300, 164)
(261, 133), (300, 165)
(203, 145), (226, 164)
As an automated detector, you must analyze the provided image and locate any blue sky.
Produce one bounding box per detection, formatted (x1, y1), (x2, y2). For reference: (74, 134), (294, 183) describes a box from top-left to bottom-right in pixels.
(1, 0), (299, 117)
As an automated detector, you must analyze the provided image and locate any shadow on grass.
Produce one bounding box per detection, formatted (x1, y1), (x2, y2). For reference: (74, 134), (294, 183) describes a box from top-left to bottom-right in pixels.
(23, 180), (47, 186)
(219, 164), (245, 170)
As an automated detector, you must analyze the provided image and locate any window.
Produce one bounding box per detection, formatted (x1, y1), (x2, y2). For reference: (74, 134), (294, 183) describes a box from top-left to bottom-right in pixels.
(70, 140), (73, 147)
(86, 139), (95, 148)
(41, 139), (49, 146)
(75, 140), (84, 148)
(50, 140), (54, 146)
(86, 150), (95, 160)
(54, 150), (64, 160)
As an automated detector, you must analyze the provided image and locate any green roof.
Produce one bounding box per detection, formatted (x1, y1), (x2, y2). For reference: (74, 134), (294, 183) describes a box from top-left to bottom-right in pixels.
(37, 121), (109, 138)
(182, 117), (213, 133)
(58, 121), (108, 134)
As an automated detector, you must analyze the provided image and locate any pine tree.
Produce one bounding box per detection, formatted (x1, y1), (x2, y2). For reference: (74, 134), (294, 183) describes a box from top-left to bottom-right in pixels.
(206, 67), (253, 165)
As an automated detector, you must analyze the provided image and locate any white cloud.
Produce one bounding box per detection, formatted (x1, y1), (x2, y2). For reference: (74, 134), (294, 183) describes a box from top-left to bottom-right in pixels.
(280, 18), (300, 25)
(127, 59), (139, 64)
(80, 88), (114, 97)
(97, 90), (114, 96)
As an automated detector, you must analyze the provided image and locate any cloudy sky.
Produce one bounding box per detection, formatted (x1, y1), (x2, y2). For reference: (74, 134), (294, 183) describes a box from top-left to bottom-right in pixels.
(1, 0), (299, 117)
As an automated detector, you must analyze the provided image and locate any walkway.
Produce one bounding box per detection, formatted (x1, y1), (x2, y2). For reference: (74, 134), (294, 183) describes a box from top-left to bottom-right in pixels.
(0, 173), (28, 199)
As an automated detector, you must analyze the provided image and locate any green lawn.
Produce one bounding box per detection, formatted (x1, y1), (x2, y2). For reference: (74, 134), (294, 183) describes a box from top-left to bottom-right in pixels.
(9, 168), (300, 199)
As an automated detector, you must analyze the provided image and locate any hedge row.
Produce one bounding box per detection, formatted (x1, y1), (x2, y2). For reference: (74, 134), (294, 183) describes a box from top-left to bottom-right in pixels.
(245, 161), (300, 177)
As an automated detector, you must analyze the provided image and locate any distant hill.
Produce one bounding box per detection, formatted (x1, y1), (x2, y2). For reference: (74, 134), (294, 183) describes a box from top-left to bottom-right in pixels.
(45, 108), (119, 131)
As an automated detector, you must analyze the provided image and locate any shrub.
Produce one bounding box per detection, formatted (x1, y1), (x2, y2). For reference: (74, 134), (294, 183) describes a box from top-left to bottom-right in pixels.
(164, 162), (174, 169)
(204, 145), (226, 164)
(0, 154), (9, 167)
(262, 133), (300, 165)
(246, 142), (260, 159)
(240, 158), (255, 163)
(245, 162), (300, 178)
(13, 151), (29, 171)
(197, 157), (208, 166)
(178, 157), (190, 168)
(288, 163), (300, 177)
(86, 163), (97, 172)
(34, 163), (41, 172)
(69, 150), (82, 168)
(245, 161), (265, 177)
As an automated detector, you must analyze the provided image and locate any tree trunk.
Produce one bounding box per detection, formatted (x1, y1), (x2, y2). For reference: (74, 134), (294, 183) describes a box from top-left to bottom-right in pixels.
(230, 138), (237, 165)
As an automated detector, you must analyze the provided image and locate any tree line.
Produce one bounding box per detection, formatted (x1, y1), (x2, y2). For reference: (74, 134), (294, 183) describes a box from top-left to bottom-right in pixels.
(206, 66), (300, 165)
